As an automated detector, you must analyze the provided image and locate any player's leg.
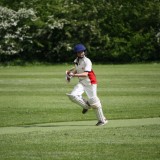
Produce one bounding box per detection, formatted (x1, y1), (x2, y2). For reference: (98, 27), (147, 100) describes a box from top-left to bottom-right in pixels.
(85, 84), (108, 126)
(88, 96), (108, 126)
(66, 83), (90, 111)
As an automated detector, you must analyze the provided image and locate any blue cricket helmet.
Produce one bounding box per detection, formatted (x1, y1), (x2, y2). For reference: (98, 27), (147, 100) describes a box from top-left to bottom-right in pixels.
(74, 44), (86, 53)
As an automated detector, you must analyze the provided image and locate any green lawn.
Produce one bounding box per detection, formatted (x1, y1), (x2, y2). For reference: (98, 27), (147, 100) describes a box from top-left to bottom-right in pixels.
(0, 63), (160, 160)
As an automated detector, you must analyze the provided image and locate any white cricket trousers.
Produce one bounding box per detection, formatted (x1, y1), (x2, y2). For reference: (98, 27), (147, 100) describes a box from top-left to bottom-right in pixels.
(71, 83), (97, 98)
(71, 82), (106, 122)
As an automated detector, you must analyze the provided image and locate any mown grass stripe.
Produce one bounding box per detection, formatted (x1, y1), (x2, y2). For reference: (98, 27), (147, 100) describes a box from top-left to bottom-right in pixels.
(0, 117), (159, 135)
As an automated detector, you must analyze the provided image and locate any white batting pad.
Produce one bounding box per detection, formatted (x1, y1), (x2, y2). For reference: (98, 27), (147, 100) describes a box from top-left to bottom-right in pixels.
(94, 108), (106, 122)
(88, 96), (101, 109)
(66, 94), (90, 109)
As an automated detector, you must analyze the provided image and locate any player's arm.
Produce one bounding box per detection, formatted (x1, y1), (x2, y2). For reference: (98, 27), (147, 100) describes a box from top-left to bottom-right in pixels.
(70, 72), (88, 77)
(65, 67), (77, 82)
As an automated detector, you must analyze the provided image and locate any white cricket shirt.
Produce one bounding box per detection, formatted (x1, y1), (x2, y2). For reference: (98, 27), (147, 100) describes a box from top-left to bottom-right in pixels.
(74, 56), (97, 85)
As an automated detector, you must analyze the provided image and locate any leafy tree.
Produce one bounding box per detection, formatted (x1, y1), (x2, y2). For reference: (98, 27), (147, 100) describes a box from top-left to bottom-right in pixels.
(0, 0), (159, 63)
(0, 6), (37, 62)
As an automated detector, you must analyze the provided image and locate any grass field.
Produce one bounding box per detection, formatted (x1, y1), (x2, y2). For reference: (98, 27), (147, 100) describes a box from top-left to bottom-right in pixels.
(0, 63), (160, 160)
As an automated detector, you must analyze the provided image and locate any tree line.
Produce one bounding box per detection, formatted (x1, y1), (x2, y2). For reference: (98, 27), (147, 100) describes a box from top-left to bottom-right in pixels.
(0, 0), (160, 64)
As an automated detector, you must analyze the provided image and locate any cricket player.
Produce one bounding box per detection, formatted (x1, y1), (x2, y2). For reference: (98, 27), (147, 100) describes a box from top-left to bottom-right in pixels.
(66, 44), (108, 126)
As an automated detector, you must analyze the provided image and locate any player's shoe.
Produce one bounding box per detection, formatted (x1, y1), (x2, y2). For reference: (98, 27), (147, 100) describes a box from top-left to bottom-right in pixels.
(96, 119), (108, 126)
(82, 108), (88, 114)
(82, 101), (90, 114)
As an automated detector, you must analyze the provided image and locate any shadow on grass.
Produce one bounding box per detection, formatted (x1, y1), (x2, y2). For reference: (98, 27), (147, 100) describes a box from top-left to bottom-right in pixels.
(22, 123), (94, 128)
